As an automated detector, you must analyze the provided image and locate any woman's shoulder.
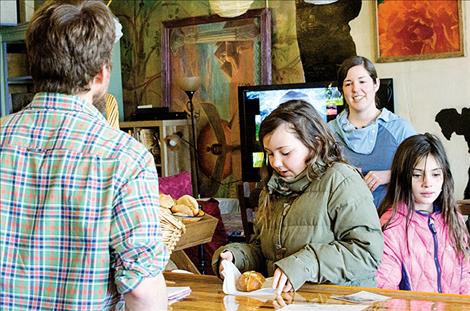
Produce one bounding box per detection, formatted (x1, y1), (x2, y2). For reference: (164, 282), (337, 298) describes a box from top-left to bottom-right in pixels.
(379, 109), (416, 139)
(328, 110), (348, 131)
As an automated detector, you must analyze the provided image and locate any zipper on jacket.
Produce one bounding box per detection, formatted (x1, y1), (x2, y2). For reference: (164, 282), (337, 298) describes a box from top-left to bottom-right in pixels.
(428, 217), (442, 293)
(275, 202), (291, 260)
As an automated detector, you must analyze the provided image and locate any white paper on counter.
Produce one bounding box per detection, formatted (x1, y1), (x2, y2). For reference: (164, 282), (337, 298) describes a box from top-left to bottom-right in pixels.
(221, 260), (275, 297)
(332, 291), (390, 303)
(167, 286), (191, 305)
(279, 303), (369, 311)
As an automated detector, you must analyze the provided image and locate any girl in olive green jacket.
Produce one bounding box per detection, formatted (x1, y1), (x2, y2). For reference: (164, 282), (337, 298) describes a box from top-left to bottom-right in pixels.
(213, 100), (383, 295)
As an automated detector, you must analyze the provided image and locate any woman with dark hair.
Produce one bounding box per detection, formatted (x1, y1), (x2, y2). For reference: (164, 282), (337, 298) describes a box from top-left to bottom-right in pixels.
(329, 55), (415, 207)
(212, 100), (383, 295)
(377, 133), (470, 293)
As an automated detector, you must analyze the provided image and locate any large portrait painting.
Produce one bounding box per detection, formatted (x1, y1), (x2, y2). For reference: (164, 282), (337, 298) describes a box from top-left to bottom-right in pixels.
(162, 8), (272, 197)
(375, 0), (464, 62)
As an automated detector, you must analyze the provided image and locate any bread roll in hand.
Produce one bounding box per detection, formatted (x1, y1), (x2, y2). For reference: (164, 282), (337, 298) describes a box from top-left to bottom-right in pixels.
(236, 271), (265, 292)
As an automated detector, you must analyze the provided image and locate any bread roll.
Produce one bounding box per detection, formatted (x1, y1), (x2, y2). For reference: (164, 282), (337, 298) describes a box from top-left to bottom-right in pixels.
(236, 271), (265, 292)
(176, 195), (199, 216)
(171, 204), (194, 216)
(159, 193), (175, 209)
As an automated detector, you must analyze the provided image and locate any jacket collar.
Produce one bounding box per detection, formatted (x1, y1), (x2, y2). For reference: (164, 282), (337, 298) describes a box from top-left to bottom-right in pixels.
(267, 169), (310, 197)
(395, 202), (442, 219)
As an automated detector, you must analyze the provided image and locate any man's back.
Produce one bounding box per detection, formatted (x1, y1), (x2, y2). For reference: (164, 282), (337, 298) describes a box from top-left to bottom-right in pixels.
(0, 93), (168, 310)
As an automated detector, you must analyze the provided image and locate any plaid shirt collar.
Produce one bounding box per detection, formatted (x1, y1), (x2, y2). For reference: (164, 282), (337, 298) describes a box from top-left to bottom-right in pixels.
(27, 92), (107, 123)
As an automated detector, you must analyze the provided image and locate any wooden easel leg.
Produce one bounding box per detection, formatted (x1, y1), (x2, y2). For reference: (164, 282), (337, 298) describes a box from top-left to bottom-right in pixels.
(170, 250), (201, 274)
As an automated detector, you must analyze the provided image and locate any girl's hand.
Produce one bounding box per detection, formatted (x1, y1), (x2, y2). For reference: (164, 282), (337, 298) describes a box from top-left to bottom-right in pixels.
(218, 251), (234, 279)
(272, 268), (293, 296)
(272, 291), (295, 309)
(364, 170), (391, 192)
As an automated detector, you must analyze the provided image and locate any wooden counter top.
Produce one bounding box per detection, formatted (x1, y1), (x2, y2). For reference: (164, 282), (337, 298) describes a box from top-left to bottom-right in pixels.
(164, 272), (470, 310)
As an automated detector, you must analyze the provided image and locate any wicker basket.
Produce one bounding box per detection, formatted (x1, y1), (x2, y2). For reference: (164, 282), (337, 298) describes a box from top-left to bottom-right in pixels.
(160, 208), (185, 254)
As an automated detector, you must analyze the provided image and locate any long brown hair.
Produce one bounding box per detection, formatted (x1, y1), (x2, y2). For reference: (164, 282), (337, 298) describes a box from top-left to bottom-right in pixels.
(378, 133), (469, 256)
(256, 100), (346, 228)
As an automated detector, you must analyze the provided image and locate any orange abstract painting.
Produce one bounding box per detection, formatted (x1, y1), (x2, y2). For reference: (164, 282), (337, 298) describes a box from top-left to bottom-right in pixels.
(375, 0), (464, 62)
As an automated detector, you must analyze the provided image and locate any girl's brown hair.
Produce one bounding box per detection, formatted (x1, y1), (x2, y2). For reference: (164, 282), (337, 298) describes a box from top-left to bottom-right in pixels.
(256, 100), (346, 228)
(378, 133), (469, 256)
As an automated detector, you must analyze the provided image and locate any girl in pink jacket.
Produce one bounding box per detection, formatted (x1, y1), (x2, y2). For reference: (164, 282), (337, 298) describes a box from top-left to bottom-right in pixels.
(376, 133), (470, 294)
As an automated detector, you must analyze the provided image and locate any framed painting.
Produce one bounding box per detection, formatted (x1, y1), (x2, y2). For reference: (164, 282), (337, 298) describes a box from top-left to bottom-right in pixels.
(161, 8), (271, 197)
(375, 0), (464, 62)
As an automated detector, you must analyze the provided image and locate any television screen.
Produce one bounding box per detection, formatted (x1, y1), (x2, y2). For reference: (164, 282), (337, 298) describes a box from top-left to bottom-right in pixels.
(238, 79), (394, 181)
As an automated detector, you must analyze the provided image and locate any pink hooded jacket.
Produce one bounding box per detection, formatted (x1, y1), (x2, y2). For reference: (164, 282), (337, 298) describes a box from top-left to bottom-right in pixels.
(376, 203), (470, 294)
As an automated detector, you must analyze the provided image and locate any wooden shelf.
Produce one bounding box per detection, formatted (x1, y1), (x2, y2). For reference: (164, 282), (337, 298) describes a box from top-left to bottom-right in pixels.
(119, 119), (193, 178)
(7, 76), (32, 84)
(120, 119), (189, 128)
(458, 199), (470, 215)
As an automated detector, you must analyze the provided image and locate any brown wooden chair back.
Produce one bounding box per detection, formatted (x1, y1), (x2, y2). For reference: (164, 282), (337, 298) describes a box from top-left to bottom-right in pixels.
(237, 182), (258, 242)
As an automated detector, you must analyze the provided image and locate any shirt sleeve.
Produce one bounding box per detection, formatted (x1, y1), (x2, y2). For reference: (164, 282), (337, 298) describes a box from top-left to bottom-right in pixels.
(110, 160), (169, 294)
(211, 226), (265, 278)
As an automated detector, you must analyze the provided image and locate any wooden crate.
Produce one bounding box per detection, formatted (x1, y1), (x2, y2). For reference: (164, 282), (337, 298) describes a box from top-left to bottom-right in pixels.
(174, 214), (218, 251)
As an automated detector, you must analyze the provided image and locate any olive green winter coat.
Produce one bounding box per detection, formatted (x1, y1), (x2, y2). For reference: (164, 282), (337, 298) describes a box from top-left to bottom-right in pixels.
(212, 163), (383, 291)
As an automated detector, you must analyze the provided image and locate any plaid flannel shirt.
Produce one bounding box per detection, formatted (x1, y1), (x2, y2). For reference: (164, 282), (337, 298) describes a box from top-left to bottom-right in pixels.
(0, 93), (169, 310)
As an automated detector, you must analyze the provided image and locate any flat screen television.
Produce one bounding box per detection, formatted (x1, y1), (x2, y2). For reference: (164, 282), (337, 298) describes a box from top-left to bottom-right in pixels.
(238, 79), (394, 181)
